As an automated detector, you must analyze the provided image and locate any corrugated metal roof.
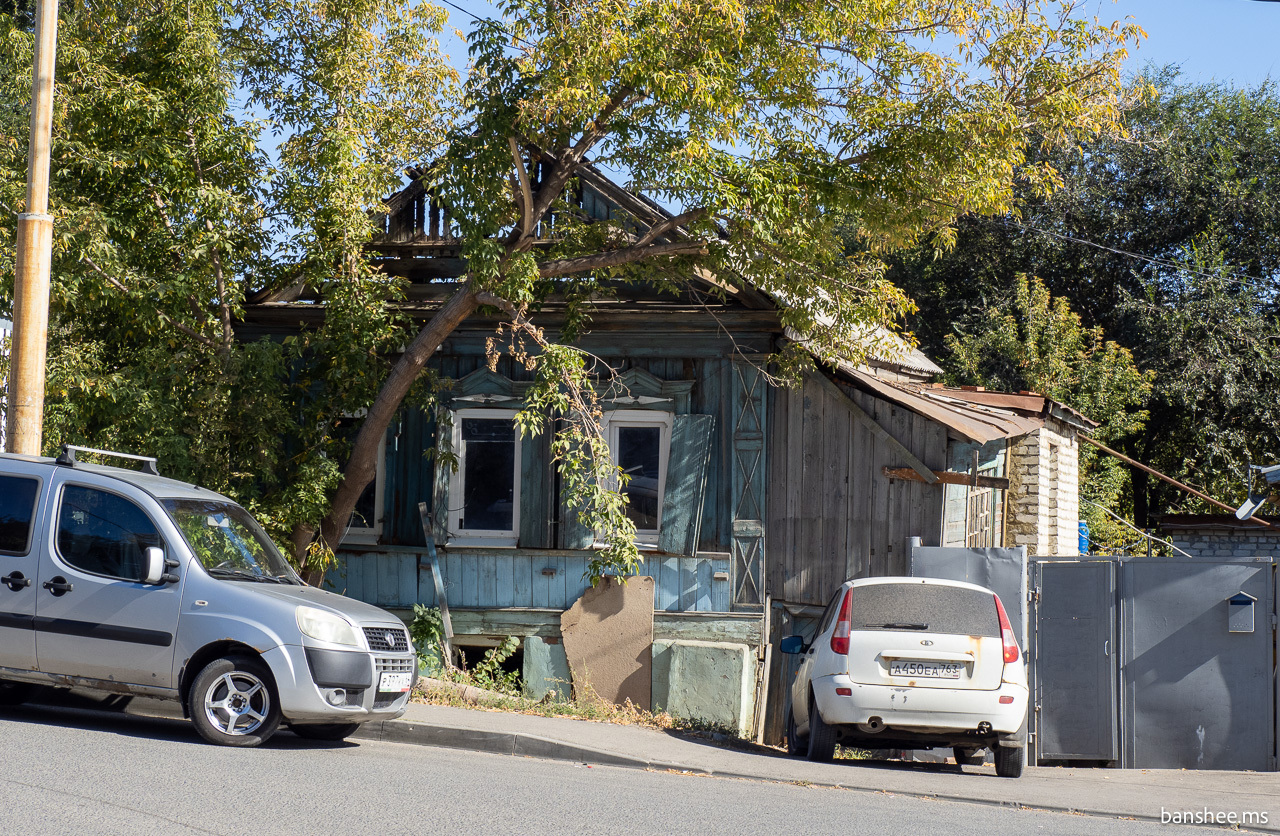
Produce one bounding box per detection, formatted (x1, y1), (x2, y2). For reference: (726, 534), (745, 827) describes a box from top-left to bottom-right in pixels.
(831, 364), (1094, 443)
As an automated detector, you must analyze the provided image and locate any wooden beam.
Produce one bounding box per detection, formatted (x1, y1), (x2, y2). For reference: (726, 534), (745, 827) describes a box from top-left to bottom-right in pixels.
(810, 372), (938, 484)
(882, 466), (1010, 490)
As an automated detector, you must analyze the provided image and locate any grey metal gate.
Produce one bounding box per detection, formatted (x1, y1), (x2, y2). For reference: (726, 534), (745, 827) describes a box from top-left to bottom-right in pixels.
(907, 539), (1028, 646)
(1121, 557), (1275, 771)
(1032, 559), (1118, 763)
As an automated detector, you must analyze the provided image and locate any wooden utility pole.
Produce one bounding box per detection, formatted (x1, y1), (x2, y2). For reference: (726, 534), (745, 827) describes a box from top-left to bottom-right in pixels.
(6, 0), (59, 455)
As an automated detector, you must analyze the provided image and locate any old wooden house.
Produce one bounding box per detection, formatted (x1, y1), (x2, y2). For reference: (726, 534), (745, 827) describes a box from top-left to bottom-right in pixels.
(240, 169), (1094, 740)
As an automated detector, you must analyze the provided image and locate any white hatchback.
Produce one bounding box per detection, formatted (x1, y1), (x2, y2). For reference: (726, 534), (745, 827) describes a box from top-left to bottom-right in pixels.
(782, 577), (1029, 777)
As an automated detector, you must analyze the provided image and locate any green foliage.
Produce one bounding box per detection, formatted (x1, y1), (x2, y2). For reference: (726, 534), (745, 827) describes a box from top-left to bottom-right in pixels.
(2, 0), (1142, 581)
(891, 68), (1280, 525)
(461, 636), (523, 696)
(408, 604), (446, 677)
(944, 275), (1151, 547)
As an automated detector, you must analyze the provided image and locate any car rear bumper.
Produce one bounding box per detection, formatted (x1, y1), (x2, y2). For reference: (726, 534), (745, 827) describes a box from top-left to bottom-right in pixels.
(265, 644), (416, 723)
(812, 673), (1028, 736)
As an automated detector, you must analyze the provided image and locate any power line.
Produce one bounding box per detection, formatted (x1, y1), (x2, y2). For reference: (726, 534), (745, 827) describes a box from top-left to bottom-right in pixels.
(984, 216), (1278, 291)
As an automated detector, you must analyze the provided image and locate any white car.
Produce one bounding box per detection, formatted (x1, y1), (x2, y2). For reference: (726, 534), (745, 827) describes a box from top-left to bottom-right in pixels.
(782, 577), (1029, 778)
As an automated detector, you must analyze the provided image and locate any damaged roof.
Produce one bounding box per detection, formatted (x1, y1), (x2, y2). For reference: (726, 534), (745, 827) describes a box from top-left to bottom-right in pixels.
(832, 362), (1098, 443)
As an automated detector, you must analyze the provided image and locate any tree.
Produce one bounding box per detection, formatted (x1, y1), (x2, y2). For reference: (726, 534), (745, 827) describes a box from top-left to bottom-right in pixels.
(944, 274), (1150, 547)
(889, 69), (1280, 524)
(3, 0), (1142, 577)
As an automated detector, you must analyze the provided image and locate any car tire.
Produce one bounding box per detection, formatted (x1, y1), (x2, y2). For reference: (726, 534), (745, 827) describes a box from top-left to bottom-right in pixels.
(0, 680), (32, 706)
(994, 744), (1024, 778)
(953, 746), (985, 766)
(805, 692), (838, 762)
(785, 705), (808, 757)
(289, 722), (361, 741)
(188, 655), (281, 747)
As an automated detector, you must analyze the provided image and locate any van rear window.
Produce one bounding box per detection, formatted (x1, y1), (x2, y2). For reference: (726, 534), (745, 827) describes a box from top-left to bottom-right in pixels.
(849, 583), (1000, 637)
(0, 475), (39, 554)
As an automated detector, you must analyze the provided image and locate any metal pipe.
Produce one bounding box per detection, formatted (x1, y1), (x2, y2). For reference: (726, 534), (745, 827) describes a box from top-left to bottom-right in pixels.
(6, 0), (60, 455)
(1079, 434), (1271, 527)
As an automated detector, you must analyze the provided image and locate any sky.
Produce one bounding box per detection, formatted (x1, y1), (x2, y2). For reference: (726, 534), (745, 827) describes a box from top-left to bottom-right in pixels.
(1074, 0), (1276, 86)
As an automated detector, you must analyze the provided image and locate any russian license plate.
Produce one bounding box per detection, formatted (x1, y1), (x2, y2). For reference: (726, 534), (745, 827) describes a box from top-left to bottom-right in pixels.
(889, 660), (962, 679)
(378, 671), (412, 693)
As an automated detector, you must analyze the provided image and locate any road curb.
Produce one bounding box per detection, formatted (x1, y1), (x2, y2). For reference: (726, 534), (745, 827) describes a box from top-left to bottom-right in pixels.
(352, 717), (1280, 834)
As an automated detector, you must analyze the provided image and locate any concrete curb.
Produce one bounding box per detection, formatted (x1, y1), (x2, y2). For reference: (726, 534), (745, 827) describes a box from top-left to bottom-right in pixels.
(351, 717), (1280, 834)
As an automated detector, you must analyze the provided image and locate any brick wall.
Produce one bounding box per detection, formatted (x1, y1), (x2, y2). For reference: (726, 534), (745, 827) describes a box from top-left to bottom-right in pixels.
(1164, 528), (1280, 559)
(1007, 421), (1080, 557)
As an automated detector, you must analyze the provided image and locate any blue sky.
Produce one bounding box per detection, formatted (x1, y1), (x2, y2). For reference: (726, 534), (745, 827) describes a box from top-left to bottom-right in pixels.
(1092, 0), (1277, 85)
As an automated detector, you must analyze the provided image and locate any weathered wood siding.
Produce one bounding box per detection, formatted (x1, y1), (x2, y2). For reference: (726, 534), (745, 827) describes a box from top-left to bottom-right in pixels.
(325, 548), (734, 613)
(765, 372), (947, 607)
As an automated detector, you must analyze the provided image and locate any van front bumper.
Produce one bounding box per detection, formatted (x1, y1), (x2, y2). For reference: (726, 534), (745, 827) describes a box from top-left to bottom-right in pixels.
(264, 644), (417, 723)
(812, 674), (1028, 737)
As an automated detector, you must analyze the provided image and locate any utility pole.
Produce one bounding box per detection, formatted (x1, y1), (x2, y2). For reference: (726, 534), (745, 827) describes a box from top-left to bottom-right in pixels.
(6, 0), (59, 455)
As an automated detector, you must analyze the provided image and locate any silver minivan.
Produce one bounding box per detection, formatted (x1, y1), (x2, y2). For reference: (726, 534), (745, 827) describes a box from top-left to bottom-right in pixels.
(0, 446), (417, 747)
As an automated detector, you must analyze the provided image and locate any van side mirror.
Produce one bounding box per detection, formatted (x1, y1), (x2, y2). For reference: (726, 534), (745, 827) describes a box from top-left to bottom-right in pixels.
(143, 547), (166, 585)
(779, 635), (807, 655)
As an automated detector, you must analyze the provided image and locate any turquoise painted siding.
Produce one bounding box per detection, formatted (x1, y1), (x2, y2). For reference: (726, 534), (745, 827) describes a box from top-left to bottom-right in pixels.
(323, 548), (733, 613)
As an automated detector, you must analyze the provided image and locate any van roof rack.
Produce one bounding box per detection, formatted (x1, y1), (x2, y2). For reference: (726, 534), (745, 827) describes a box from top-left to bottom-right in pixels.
(55, 444), (160, 476)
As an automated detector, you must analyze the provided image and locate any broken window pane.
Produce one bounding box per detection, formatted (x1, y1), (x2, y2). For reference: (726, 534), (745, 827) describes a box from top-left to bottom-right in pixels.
(618, 425), (661, 531)
(460, 417), (516, 532)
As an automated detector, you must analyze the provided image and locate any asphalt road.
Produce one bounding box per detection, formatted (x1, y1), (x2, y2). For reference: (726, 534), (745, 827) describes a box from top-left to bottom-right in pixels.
(0, 702), (1232, 836)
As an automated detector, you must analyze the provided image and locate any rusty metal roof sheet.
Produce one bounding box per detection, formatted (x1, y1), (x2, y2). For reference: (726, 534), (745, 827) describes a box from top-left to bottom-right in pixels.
(831, 363), (1095, 443)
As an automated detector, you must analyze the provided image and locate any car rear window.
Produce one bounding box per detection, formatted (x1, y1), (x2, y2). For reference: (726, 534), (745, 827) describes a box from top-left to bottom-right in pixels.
(849, 583), (1000, 637)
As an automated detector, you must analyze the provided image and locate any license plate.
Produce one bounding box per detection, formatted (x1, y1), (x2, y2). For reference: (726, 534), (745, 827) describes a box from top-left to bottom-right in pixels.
(889, 660), (963, 679)
(378, 671), (412, 692)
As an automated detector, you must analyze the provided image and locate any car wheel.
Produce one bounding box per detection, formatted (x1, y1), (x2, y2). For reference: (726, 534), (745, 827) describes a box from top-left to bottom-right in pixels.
(289, 723), (361, 741)
(994, 744), (1023, 778)
(805, 692), (837, 762)
(0, 680), (32, 706)
(785, 705), (808, 757)
(188, 655), (281, 747)
(953, 747), (985, 766)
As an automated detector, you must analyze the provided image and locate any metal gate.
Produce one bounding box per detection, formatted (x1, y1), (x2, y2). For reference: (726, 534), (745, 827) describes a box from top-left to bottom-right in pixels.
(1032, 556), (1276, 771)
(1120, 557), (1274, 770)
(1031, 559), (1117, 763)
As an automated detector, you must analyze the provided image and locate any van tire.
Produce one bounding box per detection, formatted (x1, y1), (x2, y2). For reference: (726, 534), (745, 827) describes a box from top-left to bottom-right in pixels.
(805, 693), (838, 762)
(994, 744), (1024, 778)
(0, 680), (32, 706)
(290, 722), (361, 741)
(189, 655), (281, 747)
(785, 706), (808, 756)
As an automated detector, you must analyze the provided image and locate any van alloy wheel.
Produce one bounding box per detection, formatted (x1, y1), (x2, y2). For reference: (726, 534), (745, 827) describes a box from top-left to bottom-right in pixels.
(189, 655), (281, 747)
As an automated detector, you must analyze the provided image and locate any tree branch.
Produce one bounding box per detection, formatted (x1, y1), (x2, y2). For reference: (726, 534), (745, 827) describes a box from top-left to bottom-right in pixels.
(538, 241), (709, 278)
(83, 256), (221, 349)
(509, 137), (535, 242)
(634, 208), (706, 248)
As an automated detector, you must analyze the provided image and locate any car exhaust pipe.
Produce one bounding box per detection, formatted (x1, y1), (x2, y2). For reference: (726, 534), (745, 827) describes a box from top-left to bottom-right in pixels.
(857, 717), (886, 734)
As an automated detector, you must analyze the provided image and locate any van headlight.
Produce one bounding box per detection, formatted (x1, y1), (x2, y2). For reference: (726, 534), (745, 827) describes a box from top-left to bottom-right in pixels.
(296, 606), (360, 647)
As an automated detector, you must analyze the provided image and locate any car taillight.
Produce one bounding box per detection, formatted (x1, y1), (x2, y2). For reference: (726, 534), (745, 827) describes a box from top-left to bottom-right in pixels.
(994, 593), (1018, 664)
(830, 588), (853, 655)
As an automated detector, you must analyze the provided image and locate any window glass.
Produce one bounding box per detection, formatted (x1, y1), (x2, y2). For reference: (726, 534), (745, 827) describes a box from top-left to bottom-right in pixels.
(57, 486), (161, 581)
(335, 415), (381, 533)
(848, 583), (1000, 637)
(164, 499), (300, 584)
(0, 475), (39, 554)
(460, 417), (516, 532)
(617, 425), (661, 530)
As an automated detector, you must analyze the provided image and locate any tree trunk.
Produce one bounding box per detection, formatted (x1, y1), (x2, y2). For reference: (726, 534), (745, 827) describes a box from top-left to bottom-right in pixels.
(301, 282), (482, 567)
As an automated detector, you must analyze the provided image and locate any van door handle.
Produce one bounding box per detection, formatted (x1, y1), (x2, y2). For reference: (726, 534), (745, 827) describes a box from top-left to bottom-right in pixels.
(2, 572), (31, 591)
(42, 576), (74, 596)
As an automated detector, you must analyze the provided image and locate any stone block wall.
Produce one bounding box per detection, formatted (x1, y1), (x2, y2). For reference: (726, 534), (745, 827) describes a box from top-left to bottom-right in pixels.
(1007, 421), (1080, 557)
(1164, 527), (1280, 559)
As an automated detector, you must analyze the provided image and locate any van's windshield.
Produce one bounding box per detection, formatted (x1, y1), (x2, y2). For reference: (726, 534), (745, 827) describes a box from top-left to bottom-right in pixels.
(163, 499), (302, 584)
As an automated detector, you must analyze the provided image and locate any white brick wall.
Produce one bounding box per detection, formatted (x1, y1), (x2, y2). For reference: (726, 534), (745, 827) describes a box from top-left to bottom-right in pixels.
(1007, 422), (1080, 557)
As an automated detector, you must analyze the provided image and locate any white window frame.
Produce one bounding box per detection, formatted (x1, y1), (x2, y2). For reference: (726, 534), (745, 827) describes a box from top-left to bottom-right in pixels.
(340, 414), (385, 546)
(603, 409), (673, 550)
(448, 408), (522, 548)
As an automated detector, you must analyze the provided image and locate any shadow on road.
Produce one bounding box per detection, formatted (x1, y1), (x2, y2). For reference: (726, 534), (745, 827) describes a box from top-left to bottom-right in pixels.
(662, 727), (970, 775)
(1, 686), (360, 751)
